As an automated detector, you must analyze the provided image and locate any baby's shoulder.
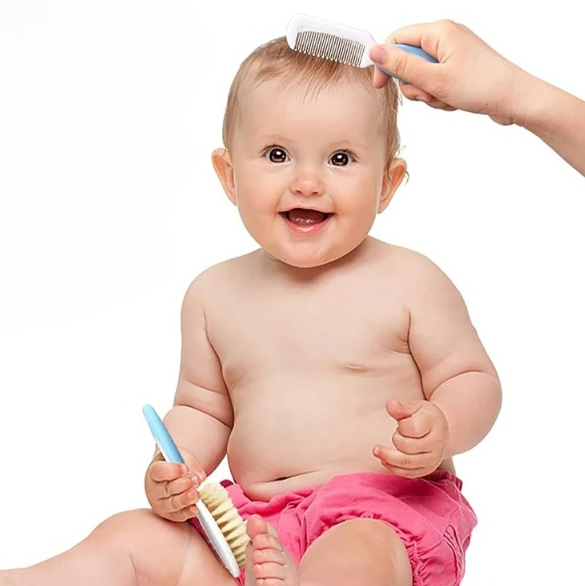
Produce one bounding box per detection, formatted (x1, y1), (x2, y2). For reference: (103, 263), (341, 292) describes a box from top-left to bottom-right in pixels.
(183, 252), (256, 299)
(381, 243), (462, 304)
(377, 241), (443, 275)
(372, 241), (459, 295)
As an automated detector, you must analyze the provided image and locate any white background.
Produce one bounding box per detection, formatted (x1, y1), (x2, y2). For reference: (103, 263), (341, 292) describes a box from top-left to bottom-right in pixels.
(0, 0), (583, 583)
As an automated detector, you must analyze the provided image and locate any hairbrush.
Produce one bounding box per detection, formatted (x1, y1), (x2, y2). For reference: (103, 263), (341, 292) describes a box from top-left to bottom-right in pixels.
(286, 13), (437, 76)
(142, 405), (248, 577)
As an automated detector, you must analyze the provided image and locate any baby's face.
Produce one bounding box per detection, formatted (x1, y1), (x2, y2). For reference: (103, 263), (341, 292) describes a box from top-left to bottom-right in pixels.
(216, 76), (405, 268)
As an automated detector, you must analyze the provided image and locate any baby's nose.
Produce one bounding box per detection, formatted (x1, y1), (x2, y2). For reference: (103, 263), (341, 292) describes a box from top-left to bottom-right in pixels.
(290, 167), (324, 196)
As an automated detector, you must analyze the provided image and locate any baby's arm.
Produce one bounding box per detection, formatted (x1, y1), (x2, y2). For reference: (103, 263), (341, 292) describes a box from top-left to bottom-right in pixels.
(406, 255), (502, 459)
(145, 274), (233, 520)
(164, 275), (233, 474)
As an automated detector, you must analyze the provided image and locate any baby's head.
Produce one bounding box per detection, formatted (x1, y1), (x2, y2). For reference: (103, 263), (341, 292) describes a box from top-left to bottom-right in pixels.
(221, 37), (401, 162)
(213, 37), (407, 268)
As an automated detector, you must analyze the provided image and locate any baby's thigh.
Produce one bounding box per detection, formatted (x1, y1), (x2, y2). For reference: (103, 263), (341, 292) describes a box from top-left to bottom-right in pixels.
(95, 509), (235, 586)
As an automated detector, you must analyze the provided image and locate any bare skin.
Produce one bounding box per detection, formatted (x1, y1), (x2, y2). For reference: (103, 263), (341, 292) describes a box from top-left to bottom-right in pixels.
(370, 19), (585, 177)
(0, 51), (501, 586)
(245, 515), (412, 586)
(0, 239), (497, 586)
(189, 238), (495, 501)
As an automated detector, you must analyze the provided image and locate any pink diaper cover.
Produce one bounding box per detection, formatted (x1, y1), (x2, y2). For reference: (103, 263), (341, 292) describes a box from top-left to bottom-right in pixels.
(200, 471), (477, 586)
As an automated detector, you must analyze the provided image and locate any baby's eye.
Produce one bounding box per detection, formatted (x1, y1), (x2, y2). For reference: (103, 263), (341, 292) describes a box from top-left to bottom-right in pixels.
(264, 147), (289, 163)
(329, 151), (353, 166)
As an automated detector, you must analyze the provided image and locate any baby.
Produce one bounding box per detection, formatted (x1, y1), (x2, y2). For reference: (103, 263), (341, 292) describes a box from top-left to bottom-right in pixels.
(0, 37), (501, 586)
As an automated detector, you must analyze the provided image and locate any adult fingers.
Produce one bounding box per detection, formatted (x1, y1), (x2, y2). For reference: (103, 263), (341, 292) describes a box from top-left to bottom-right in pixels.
(399, 82), (455, 111)
(384, 20), (465, 60)
(370, 44), (438, 89)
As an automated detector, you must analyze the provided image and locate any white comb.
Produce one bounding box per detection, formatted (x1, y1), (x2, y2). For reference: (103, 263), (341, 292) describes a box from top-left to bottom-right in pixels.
(286, 13), (437, 75)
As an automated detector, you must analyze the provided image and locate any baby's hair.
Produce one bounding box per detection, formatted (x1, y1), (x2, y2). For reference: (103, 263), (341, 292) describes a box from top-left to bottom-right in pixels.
(221, 37), (401, 163)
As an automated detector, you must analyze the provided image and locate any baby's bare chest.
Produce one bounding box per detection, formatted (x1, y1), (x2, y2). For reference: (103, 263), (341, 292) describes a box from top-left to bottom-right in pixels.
(207, 282), (412, 390)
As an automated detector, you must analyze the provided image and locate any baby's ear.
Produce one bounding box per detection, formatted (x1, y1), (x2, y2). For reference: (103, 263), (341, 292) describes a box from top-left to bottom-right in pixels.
(212, 148), (237, 205)
(378, 158), (407, 213)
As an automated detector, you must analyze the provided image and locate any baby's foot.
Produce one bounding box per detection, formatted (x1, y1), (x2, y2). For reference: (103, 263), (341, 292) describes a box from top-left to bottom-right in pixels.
(244, 515), (299, 586)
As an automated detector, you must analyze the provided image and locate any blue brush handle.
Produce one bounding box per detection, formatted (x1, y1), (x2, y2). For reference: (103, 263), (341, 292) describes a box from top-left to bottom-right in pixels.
(394, 43), (438, 64)
(142, 404), (184, 464)
(141, 404), (241, 579)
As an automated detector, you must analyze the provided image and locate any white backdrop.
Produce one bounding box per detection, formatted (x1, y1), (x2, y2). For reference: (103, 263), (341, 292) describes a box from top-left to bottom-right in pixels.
(0, 1), (583, 583)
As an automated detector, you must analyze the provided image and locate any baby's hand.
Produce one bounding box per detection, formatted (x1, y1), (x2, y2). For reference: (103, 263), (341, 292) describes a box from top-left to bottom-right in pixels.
(144, 447), (206, 522)
(373, 399), (448, 478)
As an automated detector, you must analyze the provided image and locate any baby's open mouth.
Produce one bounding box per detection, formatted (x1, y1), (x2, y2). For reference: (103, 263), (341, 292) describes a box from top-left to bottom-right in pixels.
(281, 208), (331, 226)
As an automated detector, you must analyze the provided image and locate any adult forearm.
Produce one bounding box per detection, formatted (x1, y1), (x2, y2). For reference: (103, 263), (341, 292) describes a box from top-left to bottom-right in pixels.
(158, 404), (231, 476)
(514, 71), (585, 177)
(430, 371), (502, 458)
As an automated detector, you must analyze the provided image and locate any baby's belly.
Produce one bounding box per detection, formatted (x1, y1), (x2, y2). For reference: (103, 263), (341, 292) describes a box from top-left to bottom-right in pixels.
(225, 376), (451, 500)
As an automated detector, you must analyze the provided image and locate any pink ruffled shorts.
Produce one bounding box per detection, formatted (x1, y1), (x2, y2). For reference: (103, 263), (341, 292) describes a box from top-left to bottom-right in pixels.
(210, 471), (477, 585)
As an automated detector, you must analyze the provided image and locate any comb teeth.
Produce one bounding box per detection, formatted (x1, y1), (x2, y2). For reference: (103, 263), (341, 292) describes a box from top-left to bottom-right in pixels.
(199, 483), (249, 568)
(294, 30), (365, 66)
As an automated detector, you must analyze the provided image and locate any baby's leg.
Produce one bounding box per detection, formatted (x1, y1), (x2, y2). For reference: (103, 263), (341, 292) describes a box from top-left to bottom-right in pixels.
(298, 519), (412, 586)
(0, 509), (235, 586)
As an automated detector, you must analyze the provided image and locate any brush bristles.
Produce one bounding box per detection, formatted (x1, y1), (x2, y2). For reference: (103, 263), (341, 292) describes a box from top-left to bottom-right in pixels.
(199, 483), (249, 568)
(294, 31), (365, 67)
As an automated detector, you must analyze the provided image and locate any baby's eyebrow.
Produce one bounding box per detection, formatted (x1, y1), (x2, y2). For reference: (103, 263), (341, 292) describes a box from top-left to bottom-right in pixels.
(327, 140), (369, 151)
(256, 134), (292, 144)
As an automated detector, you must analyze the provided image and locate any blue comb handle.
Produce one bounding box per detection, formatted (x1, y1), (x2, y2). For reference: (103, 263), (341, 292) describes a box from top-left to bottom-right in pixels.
(377, 44), (437, 81)
(394, 43), (438, 64)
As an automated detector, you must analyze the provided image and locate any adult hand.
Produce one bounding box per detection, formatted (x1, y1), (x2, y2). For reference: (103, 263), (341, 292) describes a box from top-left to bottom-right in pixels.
(370, 20), (521, 125)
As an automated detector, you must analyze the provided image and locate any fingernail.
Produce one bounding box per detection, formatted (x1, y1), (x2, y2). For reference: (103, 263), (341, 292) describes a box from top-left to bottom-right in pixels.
(370, 46), (388, 65)
(373, 446), (380, 456)
(197, 471), (207, 484)
(192, 475), (201, 487)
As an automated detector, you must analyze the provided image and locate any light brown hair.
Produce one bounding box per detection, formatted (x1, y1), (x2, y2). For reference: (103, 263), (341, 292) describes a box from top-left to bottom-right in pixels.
(221, 37), (401, 163)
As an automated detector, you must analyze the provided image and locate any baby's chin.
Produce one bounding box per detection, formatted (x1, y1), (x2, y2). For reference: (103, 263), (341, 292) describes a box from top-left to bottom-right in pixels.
(262, 245), (361, 271)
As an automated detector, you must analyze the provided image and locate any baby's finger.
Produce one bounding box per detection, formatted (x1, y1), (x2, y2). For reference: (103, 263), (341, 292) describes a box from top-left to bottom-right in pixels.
(160, 487), (200, 515)
(379, 459), (429, 479)
(392, 432), (428, 455)
(374, 444), (434, 471)
(374, 444), (412, 469)
(163, 503), (199, 523)
(397, 414), (429, 440)
(165, 474), (201, 497)
(149, 461), (188, 482)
